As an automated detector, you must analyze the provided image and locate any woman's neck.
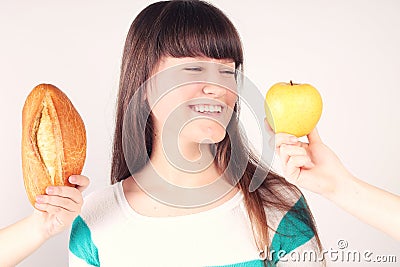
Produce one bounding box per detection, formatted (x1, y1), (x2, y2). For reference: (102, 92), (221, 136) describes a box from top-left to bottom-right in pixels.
(128, 132), (238, 209)
(147, 135), (221, 188)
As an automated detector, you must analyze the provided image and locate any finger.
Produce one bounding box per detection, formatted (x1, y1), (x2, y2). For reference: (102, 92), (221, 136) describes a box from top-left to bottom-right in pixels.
(68, 175), (90, 192)
(280, 144), (307, 158)
(287, 155), (315, 170)
(278, 144), (290, 167)
(35, 194), (80, 213)
(34, 203), (78, 228)
(34, 201), (74, 215)
(285, 155), (314, 181)
(45, 186), (83, 205)
(307, 128), (322, 144)
(279, 144), (308, 167)
(274, 133), (299, 149)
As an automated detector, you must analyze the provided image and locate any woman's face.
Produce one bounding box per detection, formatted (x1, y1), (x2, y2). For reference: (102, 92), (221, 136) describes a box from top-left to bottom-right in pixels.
(147, 56), (238, 145)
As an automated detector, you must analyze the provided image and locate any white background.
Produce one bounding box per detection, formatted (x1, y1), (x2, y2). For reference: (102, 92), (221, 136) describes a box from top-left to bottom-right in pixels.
(0, 0), (399, 266)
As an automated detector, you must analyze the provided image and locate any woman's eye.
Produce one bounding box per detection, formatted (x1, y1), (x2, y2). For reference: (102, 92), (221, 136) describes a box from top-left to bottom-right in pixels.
(220, 69), (236, 77)
(184, 67), (203, 72)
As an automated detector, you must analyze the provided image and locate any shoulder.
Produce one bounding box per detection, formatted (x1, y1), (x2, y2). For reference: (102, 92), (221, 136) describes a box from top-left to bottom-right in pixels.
(68, 183), (123, 266)
(79, 182), (124, 226)
(267, 195), (315, 242)
(262, 181), (306, 230)
(82, 183), (121, 211)
(265, 194), (320, 265)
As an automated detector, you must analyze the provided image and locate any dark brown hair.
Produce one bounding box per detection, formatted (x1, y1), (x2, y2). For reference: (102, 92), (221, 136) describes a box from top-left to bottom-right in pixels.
(111, 0), (321, 257)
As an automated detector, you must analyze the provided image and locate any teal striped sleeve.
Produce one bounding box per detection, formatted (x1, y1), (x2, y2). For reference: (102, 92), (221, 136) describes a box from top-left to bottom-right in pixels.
(269, 196), (316, 265)
(69, 216), (100, 267)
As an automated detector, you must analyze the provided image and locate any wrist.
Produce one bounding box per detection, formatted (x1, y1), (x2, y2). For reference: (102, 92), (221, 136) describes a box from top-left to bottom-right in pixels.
(29, 211), (53, 241)
(321, 170), (356, 201)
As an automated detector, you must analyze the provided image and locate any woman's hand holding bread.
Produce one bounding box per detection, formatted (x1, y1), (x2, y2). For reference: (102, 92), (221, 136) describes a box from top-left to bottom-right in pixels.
(0, 84), (89, 266)
(33, 174), (89, 238)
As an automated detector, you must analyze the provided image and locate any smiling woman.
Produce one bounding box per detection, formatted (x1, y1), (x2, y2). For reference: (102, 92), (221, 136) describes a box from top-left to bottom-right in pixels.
(1, 0), (399, 266)
(68, 1), (323, 266)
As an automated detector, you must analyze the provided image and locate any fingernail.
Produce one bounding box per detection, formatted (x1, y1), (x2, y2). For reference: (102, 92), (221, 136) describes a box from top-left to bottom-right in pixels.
(290, 136), (298, 143)
(308, 161), (316, 168)
(46, 187), (54, 194)
(69, 176), (76, 183)
(36, 195), (44, 203)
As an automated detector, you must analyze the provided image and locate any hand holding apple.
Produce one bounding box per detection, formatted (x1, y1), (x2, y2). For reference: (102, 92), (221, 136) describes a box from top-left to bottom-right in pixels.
(271, 129), (351, 196)
(264, 81), (323, 137)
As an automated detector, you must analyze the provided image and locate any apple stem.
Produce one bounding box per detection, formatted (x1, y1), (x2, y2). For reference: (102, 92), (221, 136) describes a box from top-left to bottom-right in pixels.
(290, 80), (293, 86)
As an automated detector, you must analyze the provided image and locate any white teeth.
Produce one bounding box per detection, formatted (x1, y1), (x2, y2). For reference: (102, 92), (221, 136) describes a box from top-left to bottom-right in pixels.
(192, 104), (222, 113)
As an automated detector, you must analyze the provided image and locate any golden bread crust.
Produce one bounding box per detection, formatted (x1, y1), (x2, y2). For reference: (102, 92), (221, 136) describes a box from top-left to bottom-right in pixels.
(21, 84), (86, 206)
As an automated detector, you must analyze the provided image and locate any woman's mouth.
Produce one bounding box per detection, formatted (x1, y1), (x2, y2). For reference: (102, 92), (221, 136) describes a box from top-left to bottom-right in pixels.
(189, 104), (223, 115)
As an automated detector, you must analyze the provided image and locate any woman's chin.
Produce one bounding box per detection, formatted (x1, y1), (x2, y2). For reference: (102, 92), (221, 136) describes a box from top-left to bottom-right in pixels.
(182, 126), (226, 144)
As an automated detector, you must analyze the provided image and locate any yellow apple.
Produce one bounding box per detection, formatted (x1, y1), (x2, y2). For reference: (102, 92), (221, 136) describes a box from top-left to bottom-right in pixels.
(264, 81), (323, 137)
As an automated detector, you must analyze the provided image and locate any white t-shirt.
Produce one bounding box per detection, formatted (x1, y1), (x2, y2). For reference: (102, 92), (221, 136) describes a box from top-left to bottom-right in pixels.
(69, 182), (322, 266)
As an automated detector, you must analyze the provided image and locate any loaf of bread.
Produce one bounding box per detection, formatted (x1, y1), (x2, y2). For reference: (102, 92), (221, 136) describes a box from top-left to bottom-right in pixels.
(21, 84), (86, 206)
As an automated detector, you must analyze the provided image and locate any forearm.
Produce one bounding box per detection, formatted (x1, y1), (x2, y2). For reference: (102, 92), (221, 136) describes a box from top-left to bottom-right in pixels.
(324, 173), (400, 240)
(0, 214), (49, 267)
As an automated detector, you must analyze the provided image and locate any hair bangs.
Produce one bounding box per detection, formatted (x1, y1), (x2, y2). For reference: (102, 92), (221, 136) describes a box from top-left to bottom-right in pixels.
(156, 1), (243, 68)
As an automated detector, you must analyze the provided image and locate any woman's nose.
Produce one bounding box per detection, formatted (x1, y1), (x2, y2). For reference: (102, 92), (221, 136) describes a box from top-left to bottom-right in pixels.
(202, 84), (227, 98)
